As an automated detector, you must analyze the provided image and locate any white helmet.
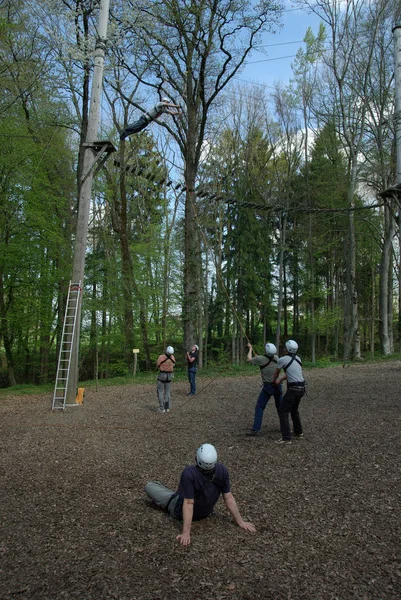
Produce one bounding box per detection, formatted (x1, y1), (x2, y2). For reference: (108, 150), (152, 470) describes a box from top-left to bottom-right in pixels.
(196, 443), (217, 471)
(265, 343), (277, 357)
(285, 340), (298, 354)
(166, 346), (174, 355)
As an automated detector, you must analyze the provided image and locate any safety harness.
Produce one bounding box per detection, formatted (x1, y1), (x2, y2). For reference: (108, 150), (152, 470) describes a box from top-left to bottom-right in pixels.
(159, 354), (176, 368)
(283, 354), (302, 372)
(158, 354), (175, 383)
(283, 354), (306, 391)
(259, 355), (277, 370)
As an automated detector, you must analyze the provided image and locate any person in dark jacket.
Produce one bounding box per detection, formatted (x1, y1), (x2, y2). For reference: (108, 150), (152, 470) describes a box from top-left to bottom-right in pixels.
(186, 344), (199, 396)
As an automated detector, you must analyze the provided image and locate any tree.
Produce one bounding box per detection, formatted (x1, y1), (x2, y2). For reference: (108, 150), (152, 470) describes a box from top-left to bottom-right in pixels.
(116, 0), (283, 351)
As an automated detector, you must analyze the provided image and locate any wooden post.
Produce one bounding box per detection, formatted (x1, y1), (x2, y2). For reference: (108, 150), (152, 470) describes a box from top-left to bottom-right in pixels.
(133, 349), (139, 376)
(66, 0), (111, 403)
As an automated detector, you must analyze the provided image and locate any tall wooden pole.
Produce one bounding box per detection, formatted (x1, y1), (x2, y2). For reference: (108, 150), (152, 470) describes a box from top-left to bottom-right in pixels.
(66, 0), (110, 403)
(393, 24), (401, 352)
(393, 24), (401, 187)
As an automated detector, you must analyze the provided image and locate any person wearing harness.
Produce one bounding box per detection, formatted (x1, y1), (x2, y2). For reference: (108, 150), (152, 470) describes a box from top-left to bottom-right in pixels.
(120, 97), (181, 140)
(186, 344), (199, 396)
(145, 443), (256, 546)
(246, 342), (282, 437)
(272, 339), (306, 445)
(156, 346), (176, 413)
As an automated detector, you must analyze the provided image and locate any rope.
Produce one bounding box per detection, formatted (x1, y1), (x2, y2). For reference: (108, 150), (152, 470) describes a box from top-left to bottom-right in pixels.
(226, 199), (387, 214)
(188, 191), (252, 348)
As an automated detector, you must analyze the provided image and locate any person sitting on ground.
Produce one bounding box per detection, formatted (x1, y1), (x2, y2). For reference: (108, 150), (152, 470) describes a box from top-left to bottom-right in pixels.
(246, 342), (282, 436)
(120, 97), (181, 140)
(156, 346), (175, 413)
(186, 344), (199, 396)
(145, 443), (256, 546)
(272, 339), (306, 445)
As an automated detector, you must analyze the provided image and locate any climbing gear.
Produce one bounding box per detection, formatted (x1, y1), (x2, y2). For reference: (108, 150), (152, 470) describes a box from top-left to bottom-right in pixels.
(260, 356), (278, 370)
(265, 343), (277, 356)
(283, 354), (302, 372)
(196, 444), (217, 471)
(285, 340), (298, 354)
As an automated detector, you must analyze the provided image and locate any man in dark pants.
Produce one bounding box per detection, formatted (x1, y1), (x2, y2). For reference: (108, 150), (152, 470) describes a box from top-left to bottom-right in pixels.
(272, 339), (306, 445)
(145, 443), (256, 546)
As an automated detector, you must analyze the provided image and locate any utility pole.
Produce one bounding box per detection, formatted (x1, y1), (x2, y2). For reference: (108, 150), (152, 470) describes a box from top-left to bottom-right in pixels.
(65, 0), (111, 403)
(393, 24), (401, 187)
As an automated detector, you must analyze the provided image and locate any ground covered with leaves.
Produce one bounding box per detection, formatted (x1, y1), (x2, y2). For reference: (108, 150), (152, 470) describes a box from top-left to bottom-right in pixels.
(0, 361), (400, 600)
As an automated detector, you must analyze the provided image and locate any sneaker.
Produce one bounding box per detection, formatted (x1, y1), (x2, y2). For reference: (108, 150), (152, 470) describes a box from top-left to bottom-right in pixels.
(158, 408), (166, 413)
(166, 408), (170, 413)
(275, 438), (292, 445)
(247, 429), (261, 437)
(187, 392), (195, 396)
(294, 433), (304, 439)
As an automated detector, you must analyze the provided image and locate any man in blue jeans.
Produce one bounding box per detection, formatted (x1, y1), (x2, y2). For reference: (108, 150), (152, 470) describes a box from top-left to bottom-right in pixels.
(246, 342), (282, 436)
(186, 344), (199, 396)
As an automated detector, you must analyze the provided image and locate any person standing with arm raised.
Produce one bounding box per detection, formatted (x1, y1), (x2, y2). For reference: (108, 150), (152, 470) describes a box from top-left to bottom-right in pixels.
(186, 344), (199, 396)
(246, 342), (282, 436)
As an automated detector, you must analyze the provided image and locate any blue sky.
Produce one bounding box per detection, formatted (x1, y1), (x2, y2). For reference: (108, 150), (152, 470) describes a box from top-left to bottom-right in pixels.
(237, 5), (323, 89)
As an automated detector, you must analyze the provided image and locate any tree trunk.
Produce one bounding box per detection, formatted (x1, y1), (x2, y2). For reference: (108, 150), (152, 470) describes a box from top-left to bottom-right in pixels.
(379, 203), (394, 354)
(183, 178), (199, 350)
(276, 212), (287, 350)
(0, 269), (16, 386)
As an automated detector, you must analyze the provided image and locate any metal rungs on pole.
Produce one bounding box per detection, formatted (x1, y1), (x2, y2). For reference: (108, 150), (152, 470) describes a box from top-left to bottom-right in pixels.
(52, 281), (82, 410)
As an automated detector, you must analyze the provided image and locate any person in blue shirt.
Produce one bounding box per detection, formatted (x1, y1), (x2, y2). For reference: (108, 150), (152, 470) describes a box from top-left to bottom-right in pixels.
(145, 443), (256, 546)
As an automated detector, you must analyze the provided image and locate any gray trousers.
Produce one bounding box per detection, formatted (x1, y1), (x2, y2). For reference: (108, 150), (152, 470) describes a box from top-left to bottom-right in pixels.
(157, 375), (171, 409)
(145, 481), (180, 518)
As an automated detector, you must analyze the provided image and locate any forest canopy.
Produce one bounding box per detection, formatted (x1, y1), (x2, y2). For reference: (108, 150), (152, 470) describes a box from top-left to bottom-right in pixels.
(0, 0), (400, 387)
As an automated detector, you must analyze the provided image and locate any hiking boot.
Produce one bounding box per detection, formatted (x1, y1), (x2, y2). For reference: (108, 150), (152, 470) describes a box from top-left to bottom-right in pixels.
(247, 429), (261, 437)
(275, 438), (292, 445)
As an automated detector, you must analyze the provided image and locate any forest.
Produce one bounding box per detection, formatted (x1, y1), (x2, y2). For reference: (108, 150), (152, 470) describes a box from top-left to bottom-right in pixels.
(1, 0), (401, 388)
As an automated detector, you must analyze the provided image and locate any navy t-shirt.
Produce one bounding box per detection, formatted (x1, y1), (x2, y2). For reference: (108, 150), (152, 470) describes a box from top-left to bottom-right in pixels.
(174, 463), (230, 520)
(187, 350), (199, 368)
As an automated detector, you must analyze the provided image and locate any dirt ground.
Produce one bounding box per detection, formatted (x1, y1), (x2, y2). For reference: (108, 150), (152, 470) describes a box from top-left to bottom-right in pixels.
(0, 361), (400, 600)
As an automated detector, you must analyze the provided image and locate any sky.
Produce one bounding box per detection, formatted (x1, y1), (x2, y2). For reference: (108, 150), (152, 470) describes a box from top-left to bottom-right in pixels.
(237, 4), (323, 90)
